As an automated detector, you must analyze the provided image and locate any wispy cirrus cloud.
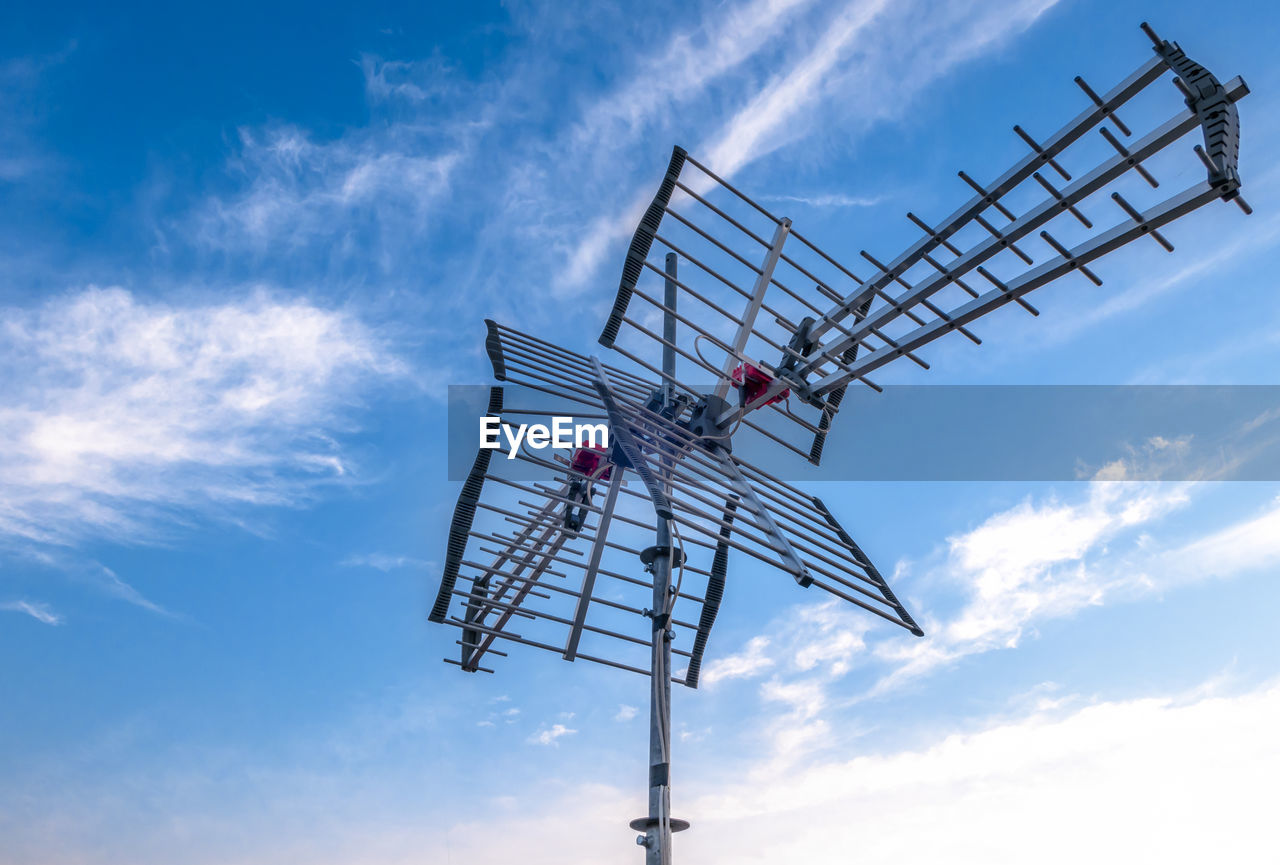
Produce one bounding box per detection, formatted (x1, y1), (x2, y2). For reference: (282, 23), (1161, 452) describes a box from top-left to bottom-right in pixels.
(758, 192), (884, 208)
(189, 0), (1055, 308)
(1039, 206), (1280, 358)
(696, 0), (892, 177)
(0, 287), (404, 551)
(194, 126), (461, 270)
(91, 562), (175, 618)
(0, 46), (76, 186)
(340, 553), (434, 572)
(543, 0), (825, 296)
(566, 0), (818, 156)
(698, 0), (1060, 177)
(554, 0), (1061, 296)
(0, 599), (64, 625)
(158, 0), (1065, 337)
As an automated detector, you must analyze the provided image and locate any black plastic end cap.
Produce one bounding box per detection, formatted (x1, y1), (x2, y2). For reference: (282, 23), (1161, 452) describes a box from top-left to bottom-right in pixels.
(483, 319), (506, 381)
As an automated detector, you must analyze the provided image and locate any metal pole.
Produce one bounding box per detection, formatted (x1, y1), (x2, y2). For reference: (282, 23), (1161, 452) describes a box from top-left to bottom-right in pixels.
(644, 254), (678, 863)
(644, 518), (674, 863)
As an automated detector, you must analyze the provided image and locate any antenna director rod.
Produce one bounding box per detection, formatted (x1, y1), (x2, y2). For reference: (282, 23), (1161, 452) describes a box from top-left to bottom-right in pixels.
(803, 56), (1165, 346)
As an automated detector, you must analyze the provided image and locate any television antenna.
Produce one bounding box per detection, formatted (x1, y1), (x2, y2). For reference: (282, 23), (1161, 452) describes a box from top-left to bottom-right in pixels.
(429, 24), (1248, 863)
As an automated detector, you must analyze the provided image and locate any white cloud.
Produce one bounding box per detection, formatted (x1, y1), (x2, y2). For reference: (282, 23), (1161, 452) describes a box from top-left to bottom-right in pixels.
(430, 677), (1280, 864)
(568, 0), (816, 156)
(946, 483), (1184, 636)
(339, 553), (433, 572)
(698, 0), (1059, 177)
(527, 723), (578, 746)
(360, 54), (459, 105)
(196, 126), (460, 264)
(756, 677), (833, 766)
(1168, 495), (1280, 579)
(705, 478), (1280, 703)
(700, 635), (775, 685)
(0, 48), (76, 186)
(552, 198), (647, 299)
(547, 0), (1063, 296)
(788, 602), (869, 675)
(0, 599), (63, 625)
(475, 704), (522, 729)
(0, 287), (403, 550)
(168, 0), (1065, 319)
(758, 192), (884, 208)
(10, 675), (1275, 864)
(702, 601), (869, 687)
(698, 0), (891, 177)
(614, 704), (638, 722)
(698, 602), (872, 766)
(90, 562), (174, 617)
(546, 0), (818, 295)
(1046, 206), (1280, 355)
(678, 679), (1280, 864)
(761, 677), (828, 720)
(867, 481), (1191, 693)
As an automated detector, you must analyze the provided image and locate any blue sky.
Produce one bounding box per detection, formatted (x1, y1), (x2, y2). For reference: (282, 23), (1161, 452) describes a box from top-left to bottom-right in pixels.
(2, 0), (1279, 862)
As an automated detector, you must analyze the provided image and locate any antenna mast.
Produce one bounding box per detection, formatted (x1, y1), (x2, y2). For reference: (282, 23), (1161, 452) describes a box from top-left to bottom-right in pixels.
(631, 252), (684, 861)
(429, 24), (1249, 862)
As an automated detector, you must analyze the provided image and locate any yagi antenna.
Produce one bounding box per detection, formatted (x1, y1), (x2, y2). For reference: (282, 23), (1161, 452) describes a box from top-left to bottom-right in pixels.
(430, 24), (1248, 863)
(599, 22), (1248, 465)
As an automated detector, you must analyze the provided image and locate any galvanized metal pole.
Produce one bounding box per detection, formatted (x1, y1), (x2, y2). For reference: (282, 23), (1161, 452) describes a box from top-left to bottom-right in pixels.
(645, 253), (679, 864)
